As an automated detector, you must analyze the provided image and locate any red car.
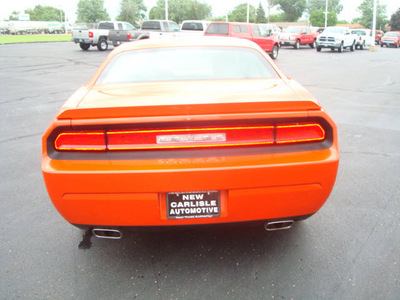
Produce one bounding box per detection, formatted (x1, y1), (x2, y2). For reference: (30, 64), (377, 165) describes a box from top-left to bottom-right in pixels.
(42, 37), (339, 239)
(278, 26), (318, 49)
(380, 31), (400, 47)
(204, 22), (280, 59)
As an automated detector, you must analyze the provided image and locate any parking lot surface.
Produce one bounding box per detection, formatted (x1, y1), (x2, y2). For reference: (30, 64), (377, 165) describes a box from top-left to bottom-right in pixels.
(1, 42), (399, 299)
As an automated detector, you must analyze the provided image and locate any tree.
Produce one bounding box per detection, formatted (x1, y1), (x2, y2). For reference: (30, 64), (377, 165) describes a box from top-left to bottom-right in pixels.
(256, 3), (267, 23)
(266, 0), (278, 22)
(354, 0), (387, 29)
(149, 0), (212, 24)
(25, 5), (64, 22)
(9, 11), (19, 21)
(389, 7), (400, 30)
(228, 3), (256, 23)
(307, 0), (343, 15)
(309, 10), (337, 27)
(117, 0), (147, 27)
(272, 0), (306, 22)
(76, 0), (110, 23)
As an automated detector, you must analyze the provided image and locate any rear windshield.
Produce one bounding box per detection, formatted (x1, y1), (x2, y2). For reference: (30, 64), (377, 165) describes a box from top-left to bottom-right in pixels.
(205, 23), (229, 35)
(285, 27), (301, 34)
(141, 21), (161, 30)
(98, 22), (114, 30)
(96, 47), (279, 84)
(182, 22), (204, 31)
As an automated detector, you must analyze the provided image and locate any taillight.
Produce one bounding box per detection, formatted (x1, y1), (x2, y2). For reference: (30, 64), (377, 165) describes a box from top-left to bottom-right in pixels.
(89, 31), (93, 38)
(107, 126), (274, 150)
(54, 131), (106, 151)
(53, 123), (326, 152)
(127, 32), (131, 39)
(276, 123), (325, 144)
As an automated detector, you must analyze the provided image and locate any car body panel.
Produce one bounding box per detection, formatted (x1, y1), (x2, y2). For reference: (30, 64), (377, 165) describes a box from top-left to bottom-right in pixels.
(42, 38), (339, 228)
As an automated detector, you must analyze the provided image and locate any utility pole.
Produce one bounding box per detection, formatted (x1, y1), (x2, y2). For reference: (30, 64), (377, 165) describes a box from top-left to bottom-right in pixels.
(247, 1), (250, 23)
(370, 0), (377, 51)
(165, 0), (168, 20)
(324, 0), (328, 28)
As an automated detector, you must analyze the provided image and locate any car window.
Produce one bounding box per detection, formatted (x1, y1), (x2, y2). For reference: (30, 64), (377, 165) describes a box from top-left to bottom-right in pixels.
(285, 27), (301, 34)
(98, 22), (114, 30)
(118, 23), (123, 30)
(206, 23), (229, 35)
(169, 22), (180, 31)
(96, 47), (280, 84)
(124, 23), (135, 30)
(182, 22), (203, 31)
(142, 21), (161, 30)
(251, 25), (260, 36)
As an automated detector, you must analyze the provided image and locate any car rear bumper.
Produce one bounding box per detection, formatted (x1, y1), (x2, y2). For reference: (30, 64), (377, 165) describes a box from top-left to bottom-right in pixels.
(42, 148), (339, 227)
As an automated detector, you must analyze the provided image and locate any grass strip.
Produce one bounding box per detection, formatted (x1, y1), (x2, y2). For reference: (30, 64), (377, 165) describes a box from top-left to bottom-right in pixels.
(0, 34), (72, 44)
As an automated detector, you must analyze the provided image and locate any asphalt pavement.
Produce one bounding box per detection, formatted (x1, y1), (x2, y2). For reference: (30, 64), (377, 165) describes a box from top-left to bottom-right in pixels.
(1, 42), (399, 299)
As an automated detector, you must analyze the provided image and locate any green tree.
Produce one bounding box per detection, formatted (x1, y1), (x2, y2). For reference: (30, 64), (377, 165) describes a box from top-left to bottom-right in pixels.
(25, 5), (64, 22)
(266, 0), (278, 22)
(228, 3), (256, 23)
(309, 10), (337, 27)
(389, 7), (400, 30)
(9, 11), (19, 21)
(76, 0), (110, 23)
(307, 0), (343, 15)
(117, 0), (147, 27)
(354, 0), (387, 29)
(256, 3), (267, 23)
(272, 0), (306, 22)
(149, 0), (211, 24)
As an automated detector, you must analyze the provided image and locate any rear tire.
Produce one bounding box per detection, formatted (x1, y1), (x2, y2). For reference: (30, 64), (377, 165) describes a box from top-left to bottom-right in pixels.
(309, 39), (316, 48)
(79, 43), (90, 51)
(350, 42), (355, 52)
(97, 38), (108, 51)
(294, 39), (300, 49)
(270, 44), (279, 60)
(317, 46), (321, 52)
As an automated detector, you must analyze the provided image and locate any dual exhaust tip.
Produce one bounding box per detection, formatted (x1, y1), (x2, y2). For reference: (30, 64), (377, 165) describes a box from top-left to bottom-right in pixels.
(91, 220), (294, 239)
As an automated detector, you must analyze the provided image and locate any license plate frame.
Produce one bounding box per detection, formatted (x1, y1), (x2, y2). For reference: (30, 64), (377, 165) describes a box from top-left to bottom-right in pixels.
(167, 191), (220, 219)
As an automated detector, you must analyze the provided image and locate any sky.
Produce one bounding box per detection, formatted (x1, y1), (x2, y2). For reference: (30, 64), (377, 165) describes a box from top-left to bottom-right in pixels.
(0, 0), (399, 23)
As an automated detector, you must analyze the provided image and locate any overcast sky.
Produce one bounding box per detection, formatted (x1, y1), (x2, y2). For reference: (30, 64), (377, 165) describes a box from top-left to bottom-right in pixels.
(1, 0), (399, 23)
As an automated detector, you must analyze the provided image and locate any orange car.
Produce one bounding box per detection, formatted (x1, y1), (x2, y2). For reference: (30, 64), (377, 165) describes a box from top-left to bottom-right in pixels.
(42, 37), (339, 239)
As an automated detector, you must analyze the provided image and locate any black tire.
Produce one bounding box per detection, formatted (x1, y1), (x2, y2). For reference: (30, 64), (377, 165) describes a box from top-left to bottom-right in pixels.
(380, 44), (383, 47)
(309, 39), (316, 48)
(294, 39), (300, 49)
(270, 44), (279, 60)
(317, 46), (322, 52)
(338, 42), (344, 53)
(350, 42), (355, 52)
(360, 41), (364, 50)
(97, 38), (108, 51)
(79, 43), (90, 51)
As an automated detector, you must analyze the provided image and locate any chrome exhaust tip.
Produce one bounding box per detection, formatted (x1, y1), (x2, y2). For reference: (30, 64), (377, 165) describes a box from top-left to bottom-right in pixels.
(92, 228), (123, 239)
(264, 220), (294, 231)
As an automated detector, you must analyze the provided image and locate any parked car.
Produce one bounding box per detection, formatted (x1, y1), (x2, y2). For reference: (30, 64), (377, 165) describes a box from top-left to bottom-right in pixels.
(72, 21), (137, 51)
(180, 20), (210, 35)
(128, 20), (181, 40)
(260, 24), (281, 36)
(375, 30), (384, 45)
(278, 26), (318, 49)
(316, 26), (357, 52)
(41, 37), (339, 238)
(204, 22), (280, 59)
(380, 31), (400, 48)
(351, 29), (374, 50)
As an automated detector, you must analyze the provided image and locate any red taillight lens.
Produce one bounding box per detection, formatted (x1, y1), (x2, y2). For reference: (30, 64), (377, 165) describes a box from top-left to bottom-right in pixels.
(53, 123), (326, 152)
(89, 31), (93, 38)
(54, 131), (106, 151)
(276, 123), (325, 144)
(107, 126), (274, 150)
(127, 32), (131, 39)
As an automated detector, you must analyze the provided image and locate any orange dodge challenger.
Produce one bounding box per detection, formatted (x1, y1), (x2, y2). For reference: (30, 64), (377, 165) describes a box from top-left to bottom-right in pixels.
(42, 37), (339, 239)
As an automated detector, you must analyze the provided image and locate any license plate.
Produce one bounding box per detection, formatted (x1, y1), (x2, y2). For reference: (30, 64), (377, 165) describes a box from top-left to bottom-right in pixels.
(167, 191), (220, 219)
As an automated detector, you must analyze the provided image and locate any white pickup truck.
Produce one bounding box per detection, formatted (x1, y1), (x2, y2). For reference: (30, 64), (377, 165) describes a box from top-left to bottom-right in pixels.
(72, 21), (136, 51)
(316, 27), (357, 52)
